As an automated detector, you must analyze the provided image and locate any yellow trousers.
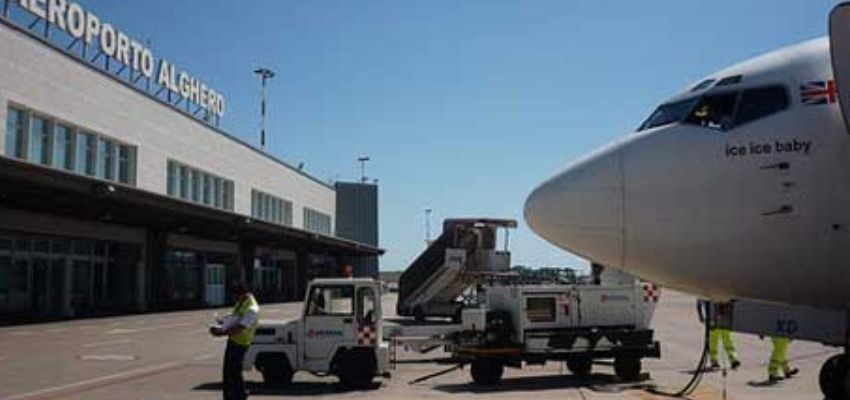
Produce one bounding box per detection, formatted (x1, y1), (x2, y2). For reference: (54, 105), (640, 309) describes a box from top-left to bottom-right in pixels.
(709, 328), (738, 363)
(769, 337), (792, 377)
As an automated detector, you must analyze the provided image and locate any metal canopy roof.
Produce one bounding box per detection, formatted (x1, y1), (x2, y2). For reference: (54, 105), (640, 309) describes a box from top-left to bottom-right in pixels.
(0, 157), (384, 257)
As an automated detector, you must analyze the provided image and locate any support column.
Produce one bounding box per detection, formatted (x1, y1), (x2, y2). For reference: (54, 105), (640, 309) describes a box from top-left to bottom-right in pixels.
(61, 258), (73, 317)
(295, 251), (310, 300)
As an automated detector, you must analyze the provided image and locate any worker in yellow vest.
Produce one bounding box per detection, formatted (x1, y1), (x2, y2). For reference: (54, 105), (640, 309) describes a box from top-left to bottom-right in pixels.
(697, 300), (740, 370)
(768, 336), (799, 383)
(210, 282), (260, 400)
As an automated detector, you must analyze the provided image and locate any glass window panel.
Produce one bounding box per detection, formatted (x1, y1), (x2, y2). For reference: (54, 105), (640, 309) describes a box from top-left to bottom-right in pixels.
(29, 115), (51, 165)
(0, 256), (9, 294)
(0, 238), (10, 251)
(5, 107), (28, 159)
(179, 166), (190, 199)
(33, 239), (50, 253)
(14, 238), (31, 251)
(10, 259), (28, 292)
(99, 138), (115, 181)
(72, 260), (90, 297)
(167, 160), (177, 196)
(213, 178), (222, 208)
(76, 132), (97, 176)
(72, 239), (92, 256)
(52, 125), (75, 171)
(223, 180), (234, 210)
(203, 175), (213, 205)
(51, 239), (70, 254)
(118, 145), (134, 184)
(307, 285), (354, 316)
(191, 170), (201, 202)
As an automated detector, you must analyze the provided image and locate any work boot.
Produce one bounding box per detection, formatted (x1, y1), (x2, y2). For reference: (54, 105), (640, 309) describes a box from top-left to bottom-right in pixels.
(730, 360), (741, 370)
(707, 361), (720, 371)
(784, 368), (799, 378)
(768, 375), (783, 384)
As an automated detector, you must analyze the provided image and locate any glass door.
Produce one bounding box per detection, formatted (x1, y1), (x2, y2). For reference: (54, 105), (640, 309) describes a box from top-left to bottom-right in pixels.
(204, 264), (225, 306)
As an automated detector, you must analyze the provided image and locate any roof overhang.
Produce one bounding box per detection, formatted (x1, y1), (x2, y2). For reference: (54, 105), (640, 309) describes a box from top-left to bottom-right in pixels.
(0, 157), (384, 257)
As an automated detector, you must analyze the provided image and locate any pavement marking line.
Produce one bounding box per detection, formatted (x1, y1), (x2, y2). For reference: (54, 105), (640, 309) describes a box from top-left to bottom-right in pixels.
(192, 352), (216, 361)
(103, 322), (192, 335)
(2, 361), (184, 400)
(79, 354), (137, 361)
(46, 328), (70, 333)
(7, 330), (34, 336)
(82, 339), (132, 348)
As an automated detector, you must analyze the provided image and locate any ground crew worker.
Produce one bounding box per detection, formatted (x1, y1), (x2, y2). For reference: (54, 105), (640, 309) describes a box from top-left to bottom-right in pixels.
(210, 282), (260, 400)
(768, 336), (799, 383)
(697, 300), (741, 370)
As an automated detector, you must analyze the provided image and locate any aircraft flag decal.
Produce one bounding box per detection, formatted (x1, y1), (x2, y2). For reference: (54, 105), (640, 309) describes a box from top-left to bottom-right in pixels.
(800, 80), (837, 105)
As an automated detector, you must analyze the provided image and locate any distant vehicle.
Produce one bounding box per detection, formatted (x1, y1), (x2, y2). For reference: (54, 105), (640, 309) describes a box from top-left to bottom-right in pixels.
(244, 278), (390, 389)
(386, 282), (398, 293)
(525, 5), (850, 399)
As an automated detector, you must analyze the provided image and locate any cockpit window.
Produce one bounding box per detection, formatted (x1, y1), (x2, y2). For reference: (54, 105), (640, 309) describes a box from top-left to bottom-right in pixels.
(638, 97), (699, 131)
(734, 86), (789, 126)
(690, 79), (716, 92)
(715, 75), (743, 87)
(684, 92), (738, 131)
(637, 84), (790, 132)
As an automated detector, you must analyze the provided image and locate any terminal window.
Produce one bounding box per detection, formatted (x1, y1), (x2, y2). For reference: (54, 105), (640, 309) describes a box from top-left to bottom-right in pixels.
(3, 105), (137, 185)
(251, 189), (293, 226)
(167, 160), (234, 211)
(303, 207), (332, 235)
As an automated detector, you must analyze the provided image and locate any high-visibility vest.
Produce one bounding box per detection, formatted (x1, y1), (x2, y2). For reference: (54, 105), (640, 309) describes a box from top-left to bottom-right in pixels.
(230, 294), (259, 347)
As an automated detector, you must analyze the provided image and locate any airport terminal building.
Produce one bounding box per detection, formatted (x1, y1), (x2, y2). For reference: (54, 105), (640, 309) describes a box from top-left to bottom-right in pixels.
(0, 1), (381, 322)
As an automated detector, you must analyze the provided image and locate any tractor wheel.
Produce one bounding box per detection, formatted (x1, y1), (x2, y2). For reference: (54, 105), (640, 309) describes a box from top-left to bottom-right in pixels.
(566, 356), (593, 377)
(256, 353), (294, 388)
(614, 356), (642, 382)
(470, 358), (504, 386)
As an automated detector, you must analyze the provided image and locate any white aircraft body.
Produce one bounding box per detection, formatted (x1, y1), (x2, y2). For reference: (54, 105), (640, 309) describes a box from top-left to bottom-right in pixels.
(525, 6), (850, 398)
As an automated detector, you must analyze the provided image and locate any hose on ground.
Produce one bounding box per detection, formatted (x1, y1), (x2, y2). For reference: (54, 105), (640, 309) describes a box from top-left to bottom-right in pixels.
(646, 301), (712, 397)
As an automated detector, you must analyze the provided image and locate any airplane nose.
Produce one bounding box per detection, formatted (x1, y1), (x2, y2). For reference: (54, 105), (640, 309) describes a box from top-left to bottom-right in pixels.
(524, 148), (624, 268)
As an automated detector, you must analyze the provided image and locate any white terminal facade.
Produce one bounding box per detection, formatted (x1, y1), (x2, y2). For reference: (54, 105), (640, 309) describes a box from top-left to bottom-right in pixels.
(0, 0), (381, 322)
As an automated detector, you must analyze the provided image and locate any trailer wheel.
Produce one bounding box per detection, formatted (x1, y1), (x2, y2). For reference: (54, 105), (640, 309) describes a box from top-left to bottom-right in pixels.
(470, 358), (504, 386)
(337, 350), (376, 390)
(818, 353), (849, 400)
(614, 356), (642, 382)
(256, 353), (294, 388)
(566, 357), (593, 377)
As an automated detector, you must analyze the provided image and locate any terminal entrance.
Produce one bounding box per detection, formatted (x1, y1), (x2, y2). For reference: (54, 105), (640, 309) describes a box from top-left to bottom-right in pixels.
(204, 264), (225, 306)
(0, 234), (141, 322)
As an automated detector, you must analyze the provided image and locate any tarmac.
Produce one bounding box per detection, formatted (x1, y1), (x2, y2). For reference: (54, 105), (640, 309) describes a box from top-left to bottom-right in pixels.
(0, 290), (840, 399)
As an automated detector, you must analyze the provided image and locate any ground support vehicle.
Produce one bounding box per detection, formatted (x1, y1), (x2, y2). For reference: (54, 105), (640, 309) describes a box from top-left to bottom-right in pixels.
(388, 281), (662, 386)
(244, 278), (390, 389)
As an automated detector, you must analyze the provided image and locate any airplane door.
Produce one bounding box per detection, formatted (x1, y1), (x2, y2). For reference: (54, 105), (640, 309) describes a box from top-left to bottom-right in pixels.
(303, 285), (356, 361)
(830, 3), (850, 132)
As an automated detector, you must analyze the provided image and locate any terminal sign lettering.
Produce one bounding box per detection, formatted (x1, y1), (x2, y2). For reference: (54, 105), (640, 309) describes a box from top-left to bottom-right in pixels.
(16, 0), (226, 118)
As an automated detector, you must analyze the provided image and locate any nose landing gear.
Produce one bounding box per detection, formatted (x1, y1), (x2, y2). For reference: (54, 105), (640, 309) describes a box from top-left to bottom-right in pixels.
(819, 352), (849, 400)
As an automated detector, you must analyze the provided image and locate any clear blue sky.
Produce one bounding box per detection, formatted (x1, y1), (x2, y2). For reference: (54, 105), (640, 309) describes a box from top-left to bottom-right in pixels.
(76, 0), (838, 271)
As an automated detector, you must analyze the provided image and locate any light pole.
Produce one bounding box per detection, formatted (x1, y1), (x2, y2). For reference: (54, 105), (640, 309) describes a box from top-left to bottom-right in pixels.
(357, 156), (370, 183)
(254, 67), (275, 151)
(424, 208), (433, 247)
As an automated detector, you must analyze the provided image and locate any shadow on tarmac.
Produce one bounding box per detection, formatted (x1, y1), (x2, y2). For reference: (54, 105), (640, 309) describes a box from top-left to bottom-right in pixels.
(193, 380), (381, 396)
(430, 373), (650, 394)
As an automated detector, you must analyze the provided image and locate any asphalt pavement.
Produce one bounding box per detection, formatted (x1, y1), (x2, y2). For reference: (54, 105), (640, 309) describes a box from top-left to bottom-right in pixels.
(0, 290), (839, 399)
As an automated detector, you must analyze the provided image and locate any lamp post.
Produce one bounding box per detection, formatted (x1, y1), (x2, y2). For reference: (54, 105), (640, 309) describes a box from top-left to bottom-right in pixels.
(357, 156), (370, 183)
(253, 67), (275, 151)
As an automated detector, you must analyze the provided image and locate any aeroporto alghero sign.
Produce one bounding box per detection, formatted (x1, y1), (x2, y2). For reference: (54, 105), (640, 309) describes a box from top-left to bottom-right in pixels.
(8, 0), (226, 121)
